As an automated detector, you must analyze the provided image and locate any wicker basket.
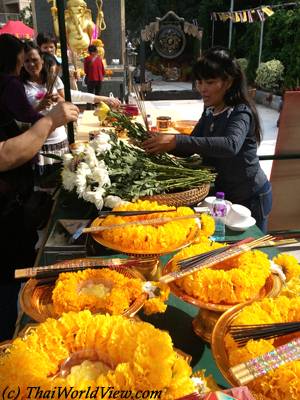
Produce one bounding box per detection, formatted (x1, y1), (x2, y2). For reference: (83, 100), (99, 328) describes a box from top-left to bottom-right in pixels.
(141, 183), (210, 207)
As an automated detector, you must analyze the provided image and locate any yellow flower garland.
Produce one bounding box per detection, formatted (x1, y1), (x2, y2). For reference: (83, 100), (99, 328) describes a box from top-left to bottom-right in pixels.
(273, 253), (300, 281)
(194, 213), (215, 241)
(171, 241), (271, 304)
(52, 268), (169, 316)
(0, 312), (195, 399)
(225, 296), (300, 400)
(98, 200), (198, 253)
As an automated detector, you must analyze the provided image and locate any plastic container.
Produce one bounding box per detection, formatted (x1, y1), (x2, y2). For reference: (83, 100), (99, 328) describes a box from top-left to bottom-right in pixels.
(211, 192), (227, 241)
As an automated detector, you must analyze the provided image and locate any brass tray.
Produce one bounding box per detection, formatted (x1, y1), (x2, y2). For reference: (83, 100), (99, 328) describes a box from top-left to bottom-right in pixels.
(163, 259), (282, 312)
(163, 257), (282, 342)
(20, 262), (147, 323)
(90, 217), (200, 256)
(211, 301), (300, 394)
(211, 303), (249, 387)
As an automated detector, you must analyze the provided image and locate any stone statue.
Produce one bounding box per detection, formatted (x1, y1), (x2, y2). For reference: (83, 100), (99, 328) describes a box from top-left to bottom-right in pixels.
(49, 0), (95, 53)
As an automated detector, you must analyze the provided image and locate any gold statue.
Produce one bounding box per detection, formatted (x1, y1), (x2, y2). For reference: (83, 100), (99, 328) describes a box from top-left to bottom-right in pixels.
(49, 0), (95, 53)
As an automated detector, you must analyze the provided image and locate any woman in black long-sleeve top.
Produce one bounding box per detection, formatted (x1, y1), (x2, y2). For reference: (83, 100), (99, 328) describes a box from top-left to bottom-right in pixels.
(143, 47), (272, 232)
(0, 34), (43, 341)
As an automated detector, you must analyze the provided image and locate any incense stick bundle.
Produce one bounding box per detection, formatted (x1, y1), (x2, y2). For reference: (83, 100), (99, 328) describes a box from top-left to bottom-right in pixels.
(230, 321), (300, 346)
(46, 70), (59, 95)
(133, 83), (149, 131)
(98, 209), (176, 217)
(15, 257), (154, 280)
(160, 235), (274, 284)
(83, 213), (202, 234)
(230, 338), (300, 385)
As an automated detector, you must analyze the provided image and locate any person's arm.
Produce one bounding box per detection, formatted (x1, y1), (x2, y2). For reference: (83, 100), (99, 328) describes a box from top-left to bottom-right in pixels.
(0, 102), (79, 171)
(175, 112), (251, 158)
(54, 77), (65, 99)
(71, 89), (95, 103)
(143, 111), (251, 157)
(70, 90), (121, 107)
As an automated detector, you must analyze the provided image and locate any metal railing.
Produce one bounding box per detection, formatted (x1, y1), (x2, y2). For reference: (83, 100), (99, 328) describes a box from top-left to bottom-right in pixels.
(0, 13), (20, 24)
(259, 154), (300, 161)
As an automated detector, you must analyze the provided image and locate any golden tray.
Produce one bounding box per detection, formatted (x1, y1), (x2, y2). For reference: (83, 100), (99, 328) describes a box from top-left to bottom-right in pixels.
(211, 302), (251, 387)
(90, 217), (200, 256)
(211, 301), (300, 400)
(163, 257), (283, 342)
(20, 262), (147, 323)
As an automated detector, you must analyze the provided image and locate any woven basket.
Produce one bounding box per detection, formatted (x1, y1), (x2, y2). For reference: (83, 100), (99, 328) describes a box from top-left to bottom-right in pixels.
(141, 183), (210, 207)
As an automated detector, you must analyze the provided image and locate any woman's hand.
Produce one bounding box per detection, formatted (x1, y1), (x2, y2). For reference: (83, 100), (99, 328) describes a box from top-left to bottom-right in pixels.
(143, 134), (176, 154)
(50, 93), (64, 103)
(36, 94), (53, 111)
(107, 97), (121, 108)
(47, 102), (79, 129)
(94, 96), (121, 108)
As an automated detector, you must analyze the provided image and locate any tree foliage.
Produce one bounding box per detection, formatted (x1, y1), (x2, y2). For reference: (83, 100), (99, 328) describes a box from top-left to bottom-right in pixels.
(20, 4), (33, 28)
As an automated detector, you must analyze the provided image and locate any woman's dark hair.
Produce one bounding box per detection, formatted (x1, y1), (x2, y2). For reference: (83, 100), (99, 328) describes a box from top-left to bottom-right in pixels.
(193, 47), (262, 144)
(42, 52), (60, 69)
(0, 34), (24, 74)
(20, 42), (48, 85)
(36, 32), (57, 49)
(88, 45), (97, 53)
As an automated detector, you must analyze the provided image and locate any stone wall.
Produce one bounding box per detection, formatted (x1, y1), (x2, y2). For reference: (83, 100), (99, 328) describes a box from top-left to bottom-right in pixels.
(32, 0), (125, 64)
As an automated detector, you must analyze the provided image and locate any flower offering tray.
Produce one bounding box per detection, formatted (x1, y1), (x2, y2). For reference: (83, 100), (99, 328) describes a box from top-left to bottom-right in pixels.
(89, 217), (200, 256)
(163, 256), (283, 343)
(20, 260), (146, 322)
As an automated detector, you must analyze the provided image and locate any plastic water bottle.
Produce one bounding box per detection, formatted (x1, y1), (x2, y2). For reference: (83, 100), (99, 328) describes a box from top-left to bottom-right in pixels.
(146, 114), (152, 130)
(211, 192), (227, 241)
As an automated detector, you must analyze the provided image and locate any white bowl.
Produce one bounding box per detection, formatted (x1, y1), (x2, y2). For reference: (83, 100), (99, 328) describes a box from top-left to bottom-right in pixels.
(226, 204), (251, 226)
(226, 216), (256, 232)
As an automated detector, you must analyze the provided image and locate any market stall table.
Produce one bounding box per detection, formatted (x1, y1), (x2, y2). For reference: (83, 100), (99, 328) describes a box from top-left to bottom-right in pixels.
(16, 190), (277, 388)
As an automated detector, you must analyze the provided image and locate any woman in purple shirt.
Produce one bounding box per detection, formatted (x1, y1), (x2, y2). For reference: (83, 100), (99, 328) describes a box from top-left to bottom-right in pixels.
(0, 34), (43, 139)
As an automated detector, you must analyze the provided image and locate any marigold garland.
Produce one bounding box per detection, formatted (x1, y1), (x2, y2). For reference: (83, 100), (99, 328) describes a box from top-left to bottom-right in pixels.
(225, 296), (300, 400)
(171, 241), (271, 304)
(98, 200), (198, 253)
(194, 213), (215, 243)
(273, 253), (300, 281)
(52, 268), (169, 316)
(0, 312), (196, 399)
